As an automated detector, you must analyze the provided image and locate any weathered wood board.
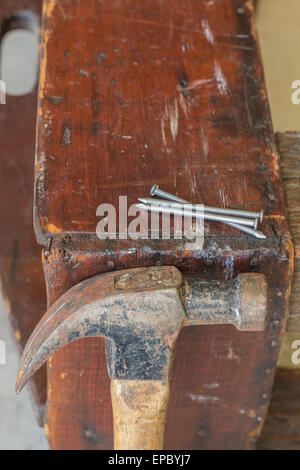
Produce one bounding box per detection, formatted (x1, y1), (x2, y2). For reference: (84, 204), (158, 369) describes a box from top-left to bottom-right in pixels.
(32, 0), (293, 449)
(257, 133), (300, 450)
(277, 133), (300, 339)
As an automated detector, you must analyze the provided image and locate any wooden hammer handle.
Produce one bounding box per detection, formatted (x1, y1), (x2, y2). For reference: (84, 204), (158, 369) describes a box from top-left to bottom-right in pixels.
(111, 379), (169, 450)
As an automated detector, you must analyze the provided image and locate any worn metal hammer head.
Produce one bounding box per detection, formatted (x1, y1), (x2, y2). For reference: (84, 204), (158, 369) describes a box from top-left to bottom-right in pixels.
(16, 266), (268, 393)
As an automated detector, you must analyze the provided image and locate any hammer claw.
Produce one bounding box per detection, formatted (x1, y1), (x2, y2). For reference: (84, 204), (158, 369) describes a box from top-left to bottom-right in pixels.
(16, 266), (184, 392)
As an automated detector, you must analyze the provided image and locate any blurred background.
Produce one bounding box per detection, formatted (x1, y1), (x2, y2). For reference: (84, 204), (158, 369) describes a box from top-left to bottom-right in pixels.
(0, 0), (299, 450)
(0, 22), (47, 450)
(255, 0), (300, 131)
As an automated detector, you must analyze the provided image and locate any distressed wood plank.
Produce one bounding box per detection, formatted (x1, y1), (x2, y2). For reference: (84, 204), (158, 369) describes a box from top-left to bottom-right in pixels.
(35, 0), (293, 449)
(35, 0), (288, 243)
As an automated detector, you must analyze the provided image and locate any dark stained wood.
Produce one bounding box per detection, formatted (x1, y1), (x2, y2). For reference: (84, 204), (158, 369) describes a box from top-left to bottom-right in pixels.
(275, 132), (300, 369)
(43, 238), (292, 449)
(35, 0), (287, 243)
(0, 0), (45, 424)
(35, 0), (293, 449)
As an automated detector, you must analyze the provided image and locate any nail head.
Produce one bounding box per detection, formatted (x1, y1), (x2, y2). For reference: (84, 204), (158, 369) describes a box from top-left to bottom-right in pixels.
(150, 184), (158, 196)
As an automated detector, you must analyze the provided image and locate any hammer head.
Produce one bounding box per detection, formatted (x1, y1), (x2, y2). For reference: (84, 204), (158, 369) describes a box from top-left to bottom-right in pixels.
(182, 273), (268, 331)
(16, 267), (184, 392)
(16, 267), (268, 393)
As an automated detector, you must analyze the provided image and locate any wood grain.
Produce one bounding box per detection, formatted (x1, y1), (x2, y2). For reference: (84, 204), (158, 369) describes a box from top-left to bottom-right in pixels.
(276, 132), (300, 331)
(111, 380), (169, 450)
(258, 369), (300, 450)
(35, 0), (293, 449)
(275, 132), (300, 368)
(43, 237), (292, 449)
(35, 0), (287, 243)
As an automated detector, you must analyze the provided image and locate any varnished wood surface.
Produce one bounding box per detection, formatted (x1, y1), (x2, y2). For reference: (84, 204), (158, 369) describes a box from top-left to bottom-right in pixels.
(0, 0), (295, 449)
(36, 0), (293, 449)
(35, 0), (288, 243)
(0, 0), (45, 423)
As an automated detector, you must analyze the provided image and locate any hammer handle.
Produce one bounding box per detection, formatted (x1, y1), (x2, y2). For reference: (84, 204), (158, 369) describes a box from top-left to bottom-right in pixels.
(111, 379), (169, 450)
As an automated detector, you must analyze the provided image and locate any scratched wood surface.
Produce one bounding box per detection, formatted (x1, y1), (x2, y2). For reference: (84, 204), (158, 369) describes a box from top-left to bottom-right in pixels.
(43, 240), (292, 449)
(0, 0), (45, 423)
(35, 0), (287, 243)
(34, 0), (293, 449)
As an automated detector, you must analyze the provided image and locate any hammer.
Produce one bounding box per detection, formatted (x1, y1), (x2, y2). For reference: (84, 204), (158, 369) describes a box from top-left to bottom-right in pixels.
(16, 266), (268, 450)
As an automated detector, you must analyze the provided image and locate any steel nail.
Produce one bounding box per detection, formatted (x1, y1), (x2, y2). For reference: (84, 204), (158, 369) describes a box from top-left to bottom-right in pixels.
(136, 203), (257, 228)
(150, 184), (187, 203)
(149, 185), (263, 222)
(144, 192), (266, 238)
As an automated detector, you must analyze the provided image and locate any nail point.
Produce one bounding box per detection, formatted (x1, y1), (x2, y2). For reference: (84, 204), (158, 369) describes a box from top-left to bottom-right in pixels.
(256, 231), (266, 239)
